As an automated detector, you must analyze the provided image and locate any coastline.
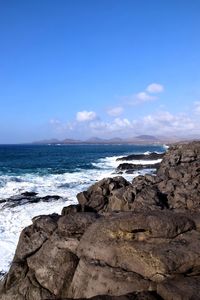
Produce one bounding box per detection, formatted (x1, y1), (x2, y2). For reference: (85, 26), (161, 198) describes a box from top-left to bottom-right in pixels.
(1, 141), (200, 299)
(0, 144), (165, 274)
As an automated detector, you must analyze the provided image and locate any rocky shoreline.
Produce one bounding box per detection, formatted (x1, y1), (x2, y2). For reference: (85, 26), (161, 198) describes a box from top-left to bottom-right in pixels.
(115, 152), (163, 175)
(0, 142), (200, 299)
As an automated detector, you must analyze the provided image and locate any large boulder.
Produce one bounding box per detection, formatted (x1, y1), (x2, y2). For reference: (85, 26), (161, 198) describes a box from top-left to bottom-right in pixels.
(77, 211), (197, 282)
(0, 208), (99, 300)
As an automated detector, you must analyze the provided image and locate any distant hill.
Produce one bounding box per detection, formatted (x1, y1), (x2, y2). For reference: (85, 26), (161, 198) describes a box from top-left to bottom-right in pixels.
(135, 135), (158, 141)
(32, 135), (192, 145)
(85, 137), (125, 144)
(62, 138), (81, 144)
(32, 138), (60, 145)
(85, 137), (105, 143)
(32, 138), (80, 145)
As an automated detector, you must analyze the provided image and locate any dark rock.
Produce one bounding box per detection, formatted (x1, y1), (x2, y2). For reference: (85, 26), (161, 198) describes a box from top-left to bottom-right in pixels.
(77, 176), (131, 213)
(1, 193), (64, 208)
(0, 207), (100, 300)
(157, 275), (200, 300)
(116, 152), (164, 161)
(116, 163), (160, 173)
(77, 174), (169, 213)
(77, 211), (198, 282)
(21, 192), (38, 197)
(90, 293), (162, 300)
(61, 204), (97, 215)
(68, 259), (153, 298)
(156, 141), (200, 212)
(54, 292), (162, 300)
(58, 212), (99, 238)
(27, 242), (79, 297)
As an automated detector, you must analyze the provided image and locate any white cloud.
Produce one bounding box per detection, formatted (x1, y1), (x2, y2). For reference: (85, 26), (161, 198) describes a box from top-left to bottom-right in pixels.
(123, 83), (164, 105)
(89, 111), (197, 137)
(49, 107), (200, 139)
(194, 101), (200, 114)
(135, 92), (157, 103)
(142, 111), (195, 134)
(76, 110), (97, 122)
(146, 83), (164, 94)
(107, 106), (124, 117)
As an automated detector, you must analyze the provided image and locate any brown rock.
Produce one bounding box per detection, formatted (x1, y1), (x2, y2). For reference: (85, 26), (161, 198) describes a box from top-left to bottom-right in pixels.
(77, 211), (197, 281)
(157, 275), (200, 300)
(68, 259), (153, 298)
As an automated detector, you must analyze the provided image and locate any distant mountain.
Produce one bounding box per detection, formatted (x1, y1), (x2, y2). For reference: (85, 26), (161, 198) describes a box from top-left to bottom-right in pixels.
(62, 138), (81, 144)
(32, 138), (81, 145)
(32, 135), (188, 145)
(32, 138), (60, 144)
(135, 135), (158, 141)
(85, 137), (105, 143)
(107, 137), (124, 143)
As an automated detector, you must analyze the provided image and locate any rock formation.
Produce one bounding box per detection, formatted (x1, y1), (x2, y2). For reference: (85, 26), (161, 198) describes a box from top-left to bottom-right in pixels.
(116, 163), (160, 174)
(116, 152), (164, 161)
(1, 141), (200, 300)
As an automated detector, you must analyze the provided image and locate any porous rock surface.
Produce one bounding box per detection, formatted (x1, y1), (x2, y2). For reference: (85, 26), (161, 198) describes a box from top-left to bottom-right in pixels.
(1, 141), (200, 300)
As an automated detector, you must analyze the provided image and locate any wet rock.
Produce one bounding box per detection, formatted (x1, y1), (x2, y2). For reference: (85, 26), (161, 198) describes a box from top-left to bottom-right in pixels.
(116, 163), (160, 174)
(1, 193), (64, 208)
(116, 152), (164, 161)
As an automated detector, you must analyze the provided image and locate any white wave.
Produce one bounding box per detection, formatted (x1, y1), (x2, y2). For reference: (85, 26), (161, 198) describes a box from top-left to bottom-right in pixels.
(0, 198), (72, 272)
(163, 144), (170, 150)
(144, 151), (151, 155)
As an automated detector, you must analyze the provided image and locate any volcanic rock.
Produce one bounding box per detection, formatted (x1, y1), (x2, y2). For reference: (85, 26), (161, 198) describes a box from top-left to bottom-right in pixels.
(1, 142), (200, 300)
(116, 163), (160, 174)
(116, 152), (164, 161)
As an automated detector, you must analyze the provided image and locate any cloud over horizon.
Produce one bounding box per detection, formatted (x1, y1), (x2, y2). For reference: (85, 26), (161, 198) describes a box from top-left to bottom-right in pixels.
(50, 109), (200, 139)
(48, 85), (200, 140)
(76, 111), (97, 122)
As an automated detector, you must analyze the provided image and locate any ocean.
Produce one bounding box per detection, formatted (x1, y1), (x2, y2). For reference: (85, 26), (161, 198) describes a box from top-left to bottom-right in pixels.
(0, 143), (166, 274)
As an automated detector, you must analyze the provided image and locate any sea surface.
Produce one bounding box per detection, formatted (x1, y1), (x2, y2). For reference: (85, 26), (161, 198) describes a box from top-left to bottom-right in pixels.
(0, 144), (166, 274)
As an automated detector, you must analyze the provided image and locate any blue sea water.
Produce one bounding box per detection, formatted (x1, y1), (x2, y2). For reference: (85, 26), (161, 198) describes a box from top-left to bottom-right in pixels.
(0, 143), (166, 273)
(0, 144), (165, 176)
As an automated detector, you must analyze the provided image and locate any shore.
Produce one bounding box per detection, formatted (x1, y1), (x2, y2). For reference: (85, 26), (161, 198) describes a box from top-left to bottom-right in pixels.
(1, 141), (200, 299)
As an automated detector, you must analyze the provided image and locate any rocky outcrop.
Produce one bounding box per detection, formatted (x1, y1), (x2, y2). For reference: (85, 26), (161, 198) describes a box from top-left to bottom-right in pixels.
(116, 163), (160, 174)
(116, 152), (164, 161)
(1, 141), (200, 300)
(0, 192), (63, 208)
(78, 141), (200, 213)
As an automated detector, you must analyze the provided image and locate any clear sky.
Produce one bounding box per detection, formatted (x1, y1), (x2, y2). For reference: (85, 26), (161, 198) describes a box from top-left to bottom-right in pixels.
(0, 0), (200, 143)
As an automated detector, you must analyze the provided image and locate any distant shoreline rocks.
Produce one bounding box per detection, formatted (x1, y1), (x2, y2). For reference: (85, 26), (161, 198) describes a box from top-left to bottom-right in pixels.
(116, 152), (165, 161)
(115, 152), (164, 174)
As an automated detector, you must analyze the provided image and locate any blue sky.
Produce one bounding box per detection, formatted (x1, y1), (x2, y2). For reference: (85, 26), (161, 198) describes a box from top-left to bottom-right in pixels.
(0, 0), (200, 143)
